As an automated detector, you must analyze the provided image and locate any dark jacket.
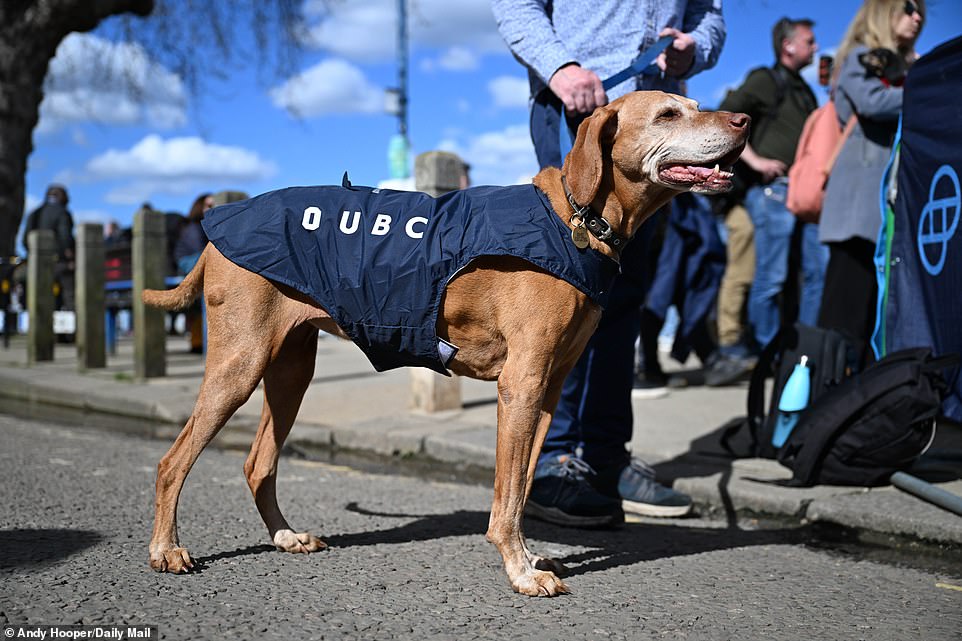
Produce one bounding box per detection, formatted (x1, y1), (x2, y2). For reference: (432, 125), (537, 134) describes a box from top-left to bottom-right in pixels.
(203, 182), (619, 374)
(719, 63), (818, 168)
(645, 193), (725, 362)
(174, 221), (208, 263)
(24, 201), (74, 261)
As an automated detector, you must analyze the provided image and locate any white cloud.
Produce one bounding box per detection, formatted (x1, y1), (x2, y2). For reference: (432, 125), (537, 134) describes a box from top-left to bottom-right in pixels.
(436, 47), (481, 71)
(86, 135), (275, 181)
(37, 33), (186, 133)
(270, 58), (384, 117)
(488, 76), (530, 109)
(303, 0), (506, 62)
(80, 135), (276, 205)
(438, 123), (537, 187)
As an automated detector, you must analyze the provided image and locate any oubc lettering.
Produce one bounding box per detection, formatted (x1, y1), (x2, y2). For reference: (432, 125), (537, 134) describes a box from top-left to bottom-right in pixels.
(203, 181), (618, 375)
(300, 208), (428, 240)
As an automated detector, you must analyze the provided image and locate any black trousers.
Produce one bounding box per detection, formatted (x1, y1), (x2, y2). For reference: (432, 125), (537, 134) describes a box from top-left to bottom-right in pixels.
(817, 237), (878, 366)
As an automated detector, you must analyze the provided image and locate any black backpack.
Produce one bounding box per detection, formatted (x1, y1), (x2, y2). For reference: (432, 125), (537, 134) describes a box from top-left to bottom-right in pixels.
(776, 347), (957, 487)
(721, 323), (857, 459)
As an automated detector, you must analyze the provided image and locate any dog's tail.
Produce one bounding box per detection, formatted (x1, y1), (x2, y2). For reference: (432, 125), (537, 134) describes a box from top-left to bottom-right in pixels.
(142, 249), (206, 311)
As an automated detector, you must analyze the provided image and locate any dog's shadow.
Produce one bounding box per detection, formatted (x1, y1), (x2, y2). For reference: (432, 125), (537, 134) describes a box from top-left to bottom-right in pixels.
(314, 501), (803, 579)
(192, 544), (276, 571)
(0, 528), (103, 569)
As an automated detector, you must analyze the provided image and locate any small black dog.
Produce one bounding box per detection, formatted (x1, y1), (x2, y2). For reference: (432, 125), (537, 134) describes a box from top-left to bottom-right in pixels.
(858, 48), (908, 86)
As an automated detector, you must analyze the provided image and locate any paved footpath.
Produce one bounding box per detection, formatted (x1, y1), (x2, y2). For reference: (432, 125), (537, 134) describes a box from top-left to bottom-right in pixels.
(2, 415), (960, 641)
(0, 332), (961, 550)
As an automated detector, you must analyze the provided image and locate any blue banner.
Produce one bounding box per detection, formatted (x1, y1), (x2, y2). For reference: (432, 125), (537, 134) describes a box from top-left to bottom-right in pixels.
(876, 36), (962, 420)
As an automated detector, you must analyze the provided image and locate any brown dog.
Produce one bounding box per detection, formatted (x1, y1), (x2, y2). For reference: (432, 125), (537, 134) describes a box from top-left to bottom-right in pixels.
(143, 91), (748, 596)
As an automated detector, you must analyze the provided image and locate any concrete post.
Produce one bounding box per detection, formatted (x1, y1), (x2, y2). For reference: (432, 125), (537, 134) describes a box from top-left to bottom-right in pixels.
(211, 190), (249, 206)
(133, 209), (167, 379)
(26, 230), (56, 363)
(414, 151), (465, 197)
(409, 151), (467, 412)
(76, 223), (106, 370)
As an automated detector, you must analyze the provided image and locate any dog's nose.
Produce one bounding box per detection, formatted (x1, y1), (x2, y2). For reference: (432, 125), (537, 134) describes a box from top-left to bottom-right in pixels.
(728, 113), (750, 130)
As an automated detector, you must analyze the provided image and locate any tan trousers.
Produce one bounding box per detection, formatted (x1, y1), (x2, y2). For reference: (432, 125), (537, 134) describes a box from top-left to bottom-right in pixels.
(716, 204), (755, 347)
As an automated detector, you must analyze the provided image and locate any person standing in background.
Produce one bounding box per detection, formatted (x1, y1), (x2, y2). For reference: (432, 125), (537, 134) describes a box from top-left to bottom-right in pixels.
(23, 184), (76, 311)
(710, 18), (821, 386)
(818, 0), (925, 366)
(491, 0), (725, 527)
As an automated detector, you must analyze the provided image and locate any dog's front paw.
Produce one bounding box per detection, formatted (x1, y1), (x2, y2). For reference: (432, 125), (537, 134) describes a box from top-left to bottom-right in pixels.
(512, 569), (570, 597)
(273, 529), (328, 554)
(149, 546), (194, 574)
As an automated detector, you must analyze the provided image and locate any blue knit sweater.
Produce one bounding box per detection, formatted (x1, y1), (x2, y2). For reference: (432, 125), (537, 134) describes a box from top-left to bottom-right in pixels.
(491, 0), (726, 100)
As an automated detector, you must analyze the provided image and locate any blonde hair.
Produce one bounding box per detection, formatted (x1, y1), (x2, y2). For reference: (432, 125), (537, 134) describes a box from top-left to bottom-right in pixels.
(833, 0), (925, 82)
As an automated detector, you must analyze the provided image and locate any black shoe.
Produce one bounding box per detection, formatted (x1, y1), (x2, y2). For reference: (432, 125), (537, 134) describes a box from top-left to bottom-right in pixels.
(526, 454), (624, 528)
(704, 354), (755, 387)
(631, 371), (670, 399)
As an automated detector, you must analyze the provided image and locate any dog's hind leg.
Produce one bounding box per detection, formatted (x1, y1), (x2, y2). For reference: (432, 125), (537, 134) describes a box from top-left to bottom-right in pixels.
(244, 324), (327, 555)
(148, 331), (273, 573)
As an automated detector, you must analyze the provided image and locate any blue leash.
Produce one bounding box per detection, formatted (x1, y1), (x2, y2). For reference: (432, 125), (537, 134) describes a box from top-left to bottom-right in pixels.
(558, 35), (673, 161)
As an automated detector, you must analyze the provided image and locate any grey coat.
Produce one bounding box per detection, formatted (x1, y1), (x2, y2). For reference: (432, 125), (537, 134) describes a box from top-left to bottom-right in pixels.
(819, 46), (904, 245)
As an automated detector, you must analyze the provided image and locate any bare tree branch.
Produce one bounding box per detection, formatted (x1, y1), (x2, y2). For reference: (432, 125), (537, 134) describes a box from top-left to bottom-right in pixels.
(0, 0), (316, 256)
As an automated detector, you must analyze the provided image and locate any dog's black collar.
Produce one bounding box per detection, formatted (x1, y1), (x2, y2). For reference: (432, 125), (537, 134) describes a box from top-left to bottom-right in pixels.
(561, 175), (628, 251)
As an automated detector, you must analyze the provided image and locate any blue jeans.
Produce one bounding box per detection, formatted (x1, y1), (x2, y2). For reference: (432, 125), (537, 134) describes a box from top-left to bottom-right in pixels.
(745, 180), (828, 347)
(539, 215), (661, 471)
(529, 89), (585, 169)
(531, 88), (660, 471)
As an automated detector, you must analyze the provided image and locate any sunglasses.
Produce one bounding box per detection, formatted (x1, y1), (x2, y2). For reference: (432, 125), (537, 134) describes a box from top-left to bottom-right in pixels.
(903, 1), (921, 16)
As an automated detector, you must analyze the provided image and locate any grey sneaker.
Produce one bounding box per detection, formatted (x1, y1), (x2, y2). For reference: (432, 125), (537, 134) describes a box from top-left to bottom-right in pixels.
(704, 353), (756, 387)
(614, 459), (693, 518)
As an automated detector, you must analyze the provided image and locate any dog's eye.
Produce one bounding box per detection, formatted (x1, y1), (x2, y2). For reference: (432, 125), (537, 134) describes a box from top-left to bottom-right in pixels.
(656, 108), (680, 121)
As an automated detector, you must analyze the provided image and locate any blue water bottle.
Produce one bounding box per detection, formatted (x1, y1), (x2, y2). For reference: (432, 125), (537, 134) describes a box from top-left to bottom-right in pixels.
(772, 355), (811, 448)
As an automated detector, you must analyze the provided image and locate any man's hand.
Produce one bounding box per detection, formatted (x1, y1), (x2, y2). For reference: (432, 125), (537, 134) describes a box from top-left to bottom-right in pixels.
(549, 63), (607, 114)
(741, 145), (787, 183)
(657, 28), (696, 77)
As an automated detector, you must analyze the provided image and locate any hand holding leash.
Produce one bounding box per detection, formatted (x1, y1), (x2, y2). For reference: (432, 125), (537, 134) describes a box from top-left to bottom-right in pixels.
(656, 28), (696, 77)
(549, 64), (607, 115)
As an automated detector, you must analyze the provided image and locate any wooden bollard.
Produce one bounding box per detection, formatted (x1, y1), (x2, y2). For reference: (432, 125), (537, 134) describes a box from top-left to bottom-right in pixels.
(409, 151), (467, 412)
(133, 209), (167, 379)
(76, 223), (106, 370)
(26, 230), (55, 363)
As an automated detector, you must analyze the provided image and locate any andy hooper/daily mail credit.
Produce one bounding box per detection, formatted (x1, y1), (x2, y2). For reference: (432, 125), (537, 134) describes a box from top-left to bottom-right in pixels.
(4, 626), (155, 640)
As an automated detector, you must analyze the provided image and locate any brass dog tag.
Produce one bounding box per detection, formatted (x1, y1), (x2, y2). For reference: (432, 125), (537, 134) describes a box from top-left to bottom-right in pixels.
(571, 225), (589, 249)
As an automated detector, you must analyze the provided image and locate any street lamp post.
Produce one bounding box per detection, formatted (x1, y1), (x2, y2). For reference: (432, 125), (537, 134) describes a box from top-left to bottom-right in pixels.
(386, 0), (410, 180)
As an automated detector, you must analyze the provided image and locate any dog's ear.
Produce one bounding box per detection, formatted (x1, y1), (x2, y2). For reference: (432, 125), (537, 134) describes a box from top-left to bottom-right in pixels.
(565, 105), (617, 206)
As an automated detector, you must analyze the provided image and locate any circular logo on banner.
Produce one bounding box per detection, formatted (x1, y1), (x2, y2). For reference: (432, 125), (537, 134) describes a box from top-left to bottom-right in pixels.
(917, 164), (961, 276)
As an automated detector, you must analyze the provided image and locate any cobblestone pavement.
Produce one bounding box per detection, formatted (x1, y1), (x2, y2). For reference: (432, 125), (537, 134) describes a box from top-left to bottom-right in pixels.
(1, 414), (960, 640)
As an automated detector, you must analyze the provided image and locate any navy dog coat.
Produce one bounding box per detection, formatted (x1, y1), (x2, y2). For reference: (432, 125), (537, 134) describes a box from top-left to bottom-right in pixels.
(202, 179), (618, 374)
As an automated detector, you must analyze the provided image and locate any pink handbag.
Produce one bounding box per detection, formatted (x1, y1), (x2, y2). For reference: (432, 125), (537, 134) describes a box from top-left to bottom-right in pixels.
(786, 101), (857, 223)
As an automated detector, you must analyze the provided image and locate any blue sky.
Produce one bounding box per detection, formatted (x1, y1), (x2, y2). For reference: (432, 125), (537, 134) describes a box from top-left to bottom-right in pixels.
(20, 0), (962, 248)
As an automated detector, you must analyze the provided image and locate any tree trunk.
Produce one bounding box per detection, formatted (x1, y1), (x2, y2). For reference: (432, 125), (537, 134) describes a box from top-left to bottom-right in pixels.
(0, 0), (153, 257)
